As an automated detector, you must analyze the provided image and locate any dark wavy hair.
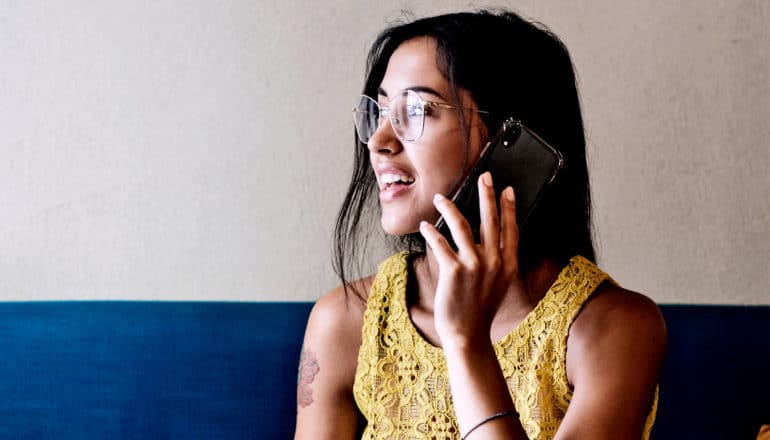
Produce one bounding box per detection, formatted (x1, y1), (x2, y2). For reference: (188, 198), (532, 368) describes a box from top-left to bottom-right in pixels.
(334, 10), (595, 299)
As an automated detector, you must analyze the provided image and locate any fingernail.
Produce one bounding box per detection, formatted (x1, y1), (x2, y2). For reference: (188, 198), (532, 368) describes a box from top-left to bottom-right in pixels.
(434, 193), (445, 202)
(481, 172), (492, 187)
(504, 186), (515, 202)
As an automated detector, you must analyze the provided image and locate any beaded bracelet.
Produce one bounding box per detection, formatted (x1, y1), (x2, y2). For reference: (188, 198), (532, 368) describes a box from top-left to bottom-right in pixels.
(460, 409), (519, 440)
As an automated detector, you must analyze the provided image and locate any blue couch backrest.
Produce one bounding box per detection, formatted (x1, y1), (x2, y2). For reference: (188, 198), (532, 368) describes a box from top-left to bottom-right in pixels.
(0, 302), (767, 439)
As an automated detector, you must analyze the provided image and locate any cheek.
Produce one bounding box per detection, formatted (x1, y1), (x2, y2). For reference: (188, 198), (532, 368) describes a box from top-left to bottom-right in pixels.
(423, 142), (474, 192)
(416, 154), (463, 198)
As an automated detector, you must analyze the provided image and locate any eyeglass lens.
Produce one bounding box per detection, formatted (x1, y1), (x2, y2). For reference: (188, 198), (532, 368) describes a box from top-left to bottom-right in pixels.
(353, 90), (425, 143)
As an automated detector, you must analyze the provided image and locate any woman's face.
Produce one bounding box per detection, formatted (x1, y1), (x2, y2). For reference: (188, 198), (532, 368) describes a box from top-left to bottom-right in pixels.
(369, 37), (487, 236)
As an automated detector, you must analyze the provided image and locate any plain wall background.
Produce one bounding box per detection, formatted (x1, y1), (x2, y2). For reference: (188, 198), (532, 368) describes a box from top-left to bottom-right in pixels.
(1, 0), (768, 304)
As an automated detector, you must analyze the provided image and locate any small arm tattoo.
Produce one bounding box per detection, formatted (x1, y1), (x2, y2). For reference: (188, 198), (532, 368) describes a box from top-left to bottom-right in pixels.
(297, 348), (320, 408)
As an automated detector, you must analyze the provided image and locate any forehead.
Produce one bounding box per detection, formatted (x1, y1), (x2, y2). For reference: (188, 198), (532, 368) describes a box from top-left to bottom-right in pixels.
(379, 37), (450, 99)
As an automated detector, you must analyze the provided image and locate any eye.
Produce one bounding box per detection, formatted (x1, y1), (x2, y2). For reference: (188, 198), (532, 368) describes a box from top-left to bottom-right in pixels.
(406, 104), (424, 117)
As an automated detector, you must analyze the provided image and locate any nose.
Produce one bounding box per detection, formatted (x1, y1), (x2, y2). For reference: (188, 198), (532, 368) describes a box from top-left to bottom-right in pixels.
(367, 117), (403, 155)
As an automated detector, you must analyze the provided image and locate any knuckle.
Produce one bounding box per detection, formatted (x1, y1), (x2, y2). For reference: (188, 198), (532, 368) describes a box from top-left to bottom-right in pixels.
(465, 257), (481, 273)
(487, 256), (502, 274)
(505, 263), (519, 278)
(458, 217), (473, 232)
(445, 262), (462, 277)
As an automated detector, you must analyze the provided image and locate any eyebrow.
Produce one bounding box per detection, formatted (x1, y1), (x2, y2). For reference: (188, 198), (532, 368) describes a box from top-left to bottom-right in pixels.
(378, 86), (448, 101)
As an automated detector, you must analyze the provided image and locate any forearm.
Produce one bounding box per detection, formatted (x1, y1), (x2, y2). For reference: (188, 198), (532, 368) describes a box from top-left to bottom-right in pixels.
(443, 338), (527, 439)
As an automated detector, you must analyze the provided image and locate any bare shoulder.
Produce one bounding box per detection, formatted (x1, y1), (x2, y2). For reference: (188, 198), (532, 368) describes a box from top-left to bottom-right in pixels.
(305, 277), (374, 357)
(304, 275), (375, 374)
(558, 283), (668, 438)
(569, 282), (667, 356)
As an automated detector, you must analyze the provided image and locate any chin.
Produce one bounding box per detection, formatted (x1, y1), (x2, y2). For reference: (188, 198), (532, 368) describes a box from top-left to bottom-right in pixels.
(380, 217), (419, 237)
(380, 210), (440, 237)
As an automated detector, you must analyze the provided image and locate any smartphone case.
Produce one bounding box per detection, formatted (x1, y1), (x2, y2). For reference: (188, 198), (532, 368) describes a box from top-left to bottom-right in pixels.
(435, 117), (563, 248)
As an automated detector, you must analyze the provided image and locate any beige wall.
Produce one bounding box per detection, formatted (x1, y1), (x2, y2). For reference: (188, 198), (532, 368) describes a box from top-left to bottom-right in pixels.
(1, 1), (768, 304)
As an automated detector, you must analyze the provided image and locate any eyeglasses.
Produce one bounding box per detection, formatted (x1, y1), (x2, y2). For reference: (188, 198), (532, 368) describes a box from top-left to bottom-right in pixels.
(352, 89), (488, 143)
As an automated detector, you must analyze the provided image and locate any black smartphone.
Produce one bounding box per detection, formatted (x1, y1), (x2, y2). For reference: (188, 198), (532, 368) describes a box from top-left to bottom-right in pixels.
(434, 117), (563, 248)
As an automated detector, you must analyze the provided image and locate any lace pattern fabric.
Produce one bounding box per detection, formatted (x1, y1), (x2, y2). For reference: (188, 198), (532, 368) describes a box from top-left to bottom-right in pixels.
(353, 252), (657, 440)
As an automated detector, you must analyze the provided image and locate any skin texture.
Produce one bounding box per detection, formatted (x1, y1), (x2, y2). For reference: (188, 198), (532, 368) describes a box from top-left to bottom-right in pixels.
(369, 38), (487, 236)
(295, 37), (667, 440)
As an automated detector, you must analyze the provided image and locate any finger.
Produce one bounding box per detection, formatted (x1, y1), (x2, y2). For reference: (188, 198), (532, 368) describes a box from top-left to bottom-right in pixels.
(477, 172), (501, 256)
(419, 221), (458, 267)
(500, 186), (520, 270)
(433, 193), (477, 254)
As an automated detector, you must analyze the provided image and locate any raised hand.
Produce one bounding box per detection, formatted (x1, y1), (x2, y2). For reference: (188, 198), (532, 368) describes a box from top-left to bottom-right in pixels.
(419, 171), (525, 349)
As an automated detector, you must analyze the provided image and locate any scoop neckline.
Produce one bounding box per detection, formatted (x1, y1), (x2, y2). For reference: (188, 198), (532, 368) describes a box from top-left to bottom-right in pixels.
(396, 252), (579, 354)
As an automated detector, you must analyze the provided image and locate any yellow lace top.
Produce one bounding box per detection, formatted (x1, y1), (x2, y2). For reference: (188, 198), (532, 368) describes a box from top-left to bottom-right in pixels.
(353, 252), (657, 440)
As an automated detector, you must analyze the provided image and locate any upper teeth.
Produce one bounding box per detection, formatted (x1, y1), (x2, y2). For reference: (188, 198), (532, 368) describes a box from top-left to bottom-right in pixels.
(380, 173), (415, 185)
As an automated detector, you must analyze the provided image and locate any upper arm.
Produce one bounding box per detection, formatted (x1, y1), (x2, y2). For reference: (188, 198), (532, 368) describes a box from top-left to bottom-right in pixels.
(294, 282), (370, 440)
(556, 285), (667, 440)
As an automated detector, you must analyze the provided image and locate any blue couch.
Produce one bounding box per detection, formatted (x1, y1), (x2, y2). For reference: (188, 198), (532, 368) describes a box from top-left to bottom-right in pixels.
(0, 302), (767, 439)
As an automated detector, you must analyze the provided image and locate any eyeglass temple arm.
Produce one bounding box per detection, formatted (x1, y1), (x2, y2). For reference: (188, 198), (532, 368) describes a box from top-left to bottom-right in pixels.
(424, 101), (490, 114)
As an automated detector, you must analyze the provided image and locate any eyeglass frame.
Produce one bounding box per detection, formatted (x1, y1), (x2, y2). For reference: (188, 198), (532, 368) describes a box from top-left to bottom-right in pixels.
(351, 89), (489, 144)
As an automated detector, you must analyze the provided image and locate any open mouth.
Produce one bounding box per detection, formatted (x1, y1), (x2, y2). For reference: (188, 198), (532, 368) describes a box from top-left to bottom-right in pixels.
(379, 173), (415, 190)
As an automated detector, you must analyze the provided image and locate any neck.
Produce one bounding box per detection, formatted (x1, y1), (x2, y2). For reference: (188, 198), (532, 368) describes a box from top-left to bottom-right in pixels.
(413, 247), (560, 314)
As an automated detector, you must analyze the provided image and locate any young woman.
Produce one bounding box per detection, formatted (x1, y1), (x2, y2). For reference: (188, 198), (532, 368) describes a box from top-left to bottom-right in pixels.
(295, 10), (666, 440)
